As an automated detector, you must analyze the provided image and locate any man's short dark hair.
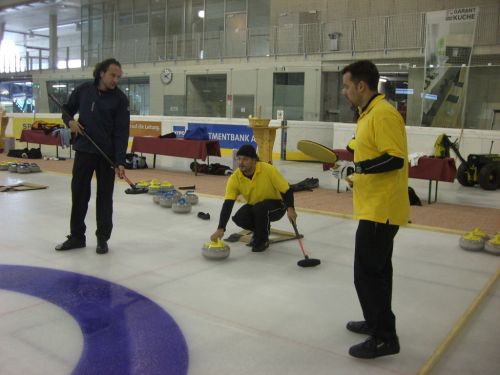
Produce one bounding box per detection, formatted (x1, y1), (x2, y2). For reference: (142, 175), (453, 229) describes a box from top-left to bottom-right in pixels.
(237, 144), (258, 160)
(341, 60), (380, 91)
(93, 58), (122, 85)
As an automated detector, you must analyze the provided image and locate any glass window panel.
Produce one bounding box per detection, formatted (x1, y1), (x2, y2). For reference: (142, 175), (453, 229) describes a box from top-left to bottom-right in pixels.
(47, 79), (87, 113)
(119, 77), (150, 115)
(150, 0), (166, 12)
(204, 0), (224, 58)
(225, 12), (247, 57)
(134, 0), (148, 24)
(167, 0), (184, 35)
(164, 95), (186, 115)
(205, 0), (224, 32)
(233, 95), (254, 118)
(103, 2), (115, 14)
(226, 0), (246, 13)
(248, 0), (269, 28)
(119, 0), (133, 25)
(273, 73), (304, 120)
(185, 0), (204, 35)
(186, 74), (227, 117)
(2, 81), (34, 113)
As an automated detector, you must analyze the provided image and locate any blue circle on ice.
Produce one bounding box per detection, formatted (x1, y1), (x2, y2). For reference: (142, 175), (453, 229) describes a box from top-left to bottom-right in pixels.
(0, 264), (189, 375)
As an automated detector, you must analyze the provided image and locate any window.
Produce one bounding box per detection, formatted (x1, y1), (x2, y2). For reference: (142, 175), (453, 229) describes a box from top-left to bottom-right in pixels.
(273, 73), (304, 120)
(167, 0), (184, 36)
(1, 81), (35, 113)
(186, 74), (227, 117)
(47, 79), (87, 113)
(119, 77), (150, 115)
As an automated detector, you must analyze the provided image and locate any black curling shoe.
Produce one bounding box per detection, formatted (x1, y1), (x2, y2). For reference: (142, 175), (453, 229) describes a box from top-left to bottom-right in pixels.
(346, 320), (374, 335)
(55, 235), (86, 251)
(349, 336), (400, 359)
(96, 240), (109, 254)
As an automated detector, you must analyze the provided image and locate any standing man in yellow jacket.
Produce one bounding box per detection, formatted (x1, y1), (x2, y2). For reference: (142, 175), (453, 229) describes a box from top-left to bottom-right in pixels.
(341, 60), (409, 359)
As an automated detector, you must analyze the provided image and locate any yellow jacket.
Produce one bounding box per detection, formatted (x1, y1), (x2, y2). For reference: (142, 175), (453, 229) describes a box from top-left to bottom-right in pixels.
(353, 95), (409, 225)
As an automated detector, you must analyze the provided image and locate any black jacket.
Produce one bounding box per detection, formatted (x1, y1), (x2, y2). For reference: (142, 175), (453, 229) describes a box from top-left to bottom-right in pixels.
(62, 81), (130, 165)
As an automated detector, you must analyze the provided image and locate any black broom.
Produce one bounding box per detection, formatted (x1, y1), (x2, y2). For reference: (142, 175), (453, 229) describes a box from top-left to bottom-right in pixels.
(48, 93), (148, 194)
(291, 221), (321, 268)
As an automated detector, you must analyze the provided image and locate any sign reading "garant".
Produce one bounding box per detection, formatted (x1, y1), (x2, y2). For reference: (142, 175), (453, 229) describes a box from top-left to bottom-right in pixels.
(445, 7), (478, 22)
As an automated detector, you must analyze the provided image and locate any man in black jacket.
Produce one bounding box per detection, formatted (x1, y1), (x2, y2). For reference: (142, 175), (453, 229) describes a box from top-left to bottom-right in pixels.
(55, 58), (130, 254)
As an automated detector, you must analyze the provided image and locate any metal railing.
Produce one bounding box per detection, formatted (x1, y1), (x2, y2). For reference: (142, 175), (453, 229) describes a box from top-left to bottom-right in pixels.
(1, 5), (498, 74)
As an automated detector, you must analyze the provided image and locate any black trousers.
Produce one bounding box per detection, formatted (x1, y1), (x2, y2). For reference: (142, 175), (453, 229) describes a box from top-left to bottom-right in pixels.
(232, 200), (287, 245)
(70, 151), (116, 241)
(354, 219), (399, 340)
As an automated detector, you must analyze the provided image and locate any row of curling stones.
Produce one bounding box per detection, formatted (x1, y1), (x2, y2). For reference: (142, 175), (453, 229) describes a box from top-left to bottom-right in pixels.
(148, 180), (174, 194)
(153, 189), (199, 213)
(459, 227), (500, 255)
(202, 239), (230, 260)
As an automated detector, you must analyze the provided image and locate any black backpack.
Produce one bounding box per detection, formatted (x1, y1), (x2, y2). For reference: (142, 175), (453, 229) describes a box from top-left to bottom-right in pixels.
(124, 153), (148, 169)
(408, 186), (422, 206)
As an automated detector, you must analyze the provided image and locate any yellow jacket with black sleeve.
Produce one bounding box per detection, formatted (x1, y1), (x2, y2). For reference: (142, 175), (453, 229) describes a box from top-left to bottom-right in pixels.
(224, 161), (290, 205)
(353, 95), (409, 225)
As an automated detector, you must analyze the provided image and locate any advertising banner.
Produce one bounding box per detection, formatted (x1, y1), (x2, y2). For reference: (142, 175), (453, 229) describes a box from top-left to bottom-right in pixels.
(130, 120), (161, 137)
(173, 123), (256, 149)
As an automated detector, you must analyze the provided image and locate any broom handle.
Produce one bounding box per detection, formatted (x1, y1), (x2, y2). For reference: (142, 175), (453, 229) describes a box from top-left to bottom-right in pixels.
(291, 221), (309, 258)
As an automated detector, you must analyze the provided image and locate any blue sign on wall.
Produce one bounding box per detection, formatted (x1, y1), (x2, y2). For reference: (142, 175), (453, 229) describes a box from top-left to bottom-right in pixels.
(173, 123), (256, 149)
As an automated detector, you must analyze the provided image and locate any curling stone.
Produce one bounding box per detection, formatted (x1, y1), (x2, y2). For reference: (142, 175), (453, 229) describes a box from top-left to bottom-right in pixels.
(484, 233), (500, 255)
(459, 227), (490, 252)
(159, 181), (175, 193)
(172, 197), (192, 213)
(136, 180), (150, 189)
(147, 179), (161, 194)
(158, 193), (172, 208)
(8, 163), (18, 172)
(202, 239), (230, 260)
(148, 183), (161, 194)
(152, 191), (162, 204)
(184, 190), (199, 205)
(17, 163), (31, 174)
(159, 190), (180, 208)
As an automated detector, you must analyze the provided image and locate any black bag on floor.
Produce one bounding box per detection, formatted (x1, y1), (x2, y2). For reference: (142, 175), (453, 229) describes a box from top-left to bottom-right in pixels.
(124, 153), (148, 169)
(208, 163), (232, 175)
(290, 177), (319, 192)
(7, 147), (42, 159)
(190, 161), (209, 174)
(408, 186), (422, 206)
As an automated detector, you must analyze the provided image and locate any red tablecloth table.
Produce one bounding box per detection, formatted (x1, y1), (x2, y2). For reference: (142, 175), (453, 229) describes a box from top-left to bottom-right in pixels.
(408, 156), (456, 203)
(323, 152), (457, 202)
(19, 129), (71, 158)
(131, 137), (221, 174)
